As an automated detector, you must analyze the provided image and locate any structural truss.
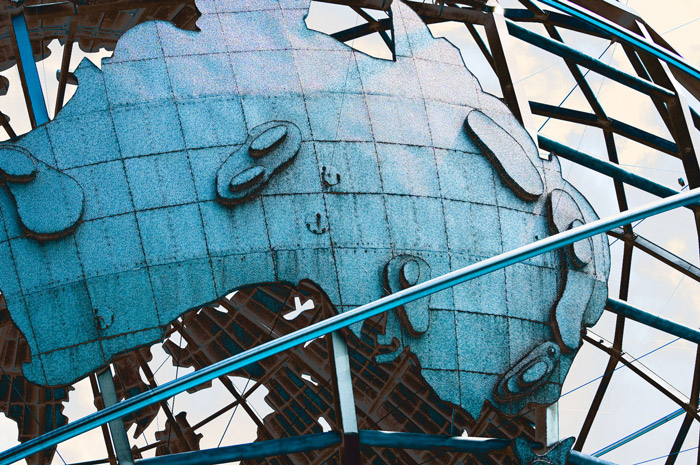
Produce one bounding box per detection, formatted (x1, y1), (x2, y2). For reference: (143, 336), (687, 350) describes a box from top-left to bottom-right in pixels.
(0, 1), (699, 464)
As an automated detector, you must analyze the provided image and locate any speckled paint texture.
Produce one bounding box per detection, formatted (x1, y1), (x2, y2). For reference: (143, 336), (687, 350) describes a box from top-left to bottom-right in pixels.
(0, 0), (609, 420)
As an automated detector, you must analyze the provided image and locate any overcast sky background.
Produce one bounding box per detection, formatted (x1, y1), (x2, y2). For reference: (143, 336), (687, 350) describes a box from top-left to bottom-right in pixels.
(1, 1), (700, 464)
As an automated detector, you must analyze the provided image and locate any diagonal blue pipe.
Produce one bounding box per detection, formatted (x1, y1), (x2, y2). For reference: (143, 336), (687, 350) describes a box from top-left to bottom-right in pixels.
(10, 12), (49, 127)
(536, 0), (700, 82)
(606, 298), (700, 344)
(1, 188), (699, 465)
(592, 408), (685, 457)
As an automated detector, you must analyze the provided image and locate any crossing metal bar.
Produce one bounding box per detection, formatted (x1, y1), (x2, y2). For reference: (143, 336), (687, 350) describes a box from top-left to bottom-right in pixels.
(606, 298), (700, 344)
(607, 228), (700, 283)
(592, 408), (686, 457)
(9, 11), (50, 127)
(136, 432), (342, 465)
(538, 135), (684, 201)
(96, 370), (135, 465)
(134, 430), (617, 465)
(583, 334), (698, 421)
(536, 0), (700, 83)
(1, 188), (700, 465)
(505, 20), (675, 101)
(531, 102), (679, 156)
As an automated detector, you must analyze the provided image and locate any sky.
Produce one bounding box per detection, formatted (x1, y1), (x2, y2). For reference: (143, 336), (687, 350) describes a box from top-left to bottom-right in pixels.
(1, 0), (700, 464)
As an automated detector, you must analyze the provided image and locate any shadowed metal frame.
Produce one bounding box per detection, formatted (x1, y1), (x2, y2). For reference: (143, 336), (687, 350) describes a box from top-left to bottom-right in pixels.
(0, 185), (698, 465)
(321, 1), (700, 462)
(2, 0), (700, 464)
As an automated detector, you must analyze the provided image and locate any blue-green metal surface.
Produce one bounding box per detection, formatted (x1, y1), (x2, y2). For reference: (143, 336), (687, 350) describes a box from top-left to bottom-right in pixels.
(136, 432), (342, 465)
(133, 429), (618, 465)
(0, 2), (610, 431)
(358, 430), (510, 453)
(0, 187), (696, 465)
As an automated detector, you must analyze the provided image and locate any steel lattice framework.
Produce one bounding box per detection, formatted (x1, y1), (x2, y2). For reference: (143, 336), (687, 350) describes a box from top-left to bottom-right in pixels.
(0, 1), (699, 464)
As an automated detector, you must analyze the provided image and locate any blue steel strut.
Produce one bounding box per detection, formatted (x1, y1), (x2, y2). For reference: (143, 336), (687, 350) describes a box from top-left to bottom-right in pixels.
(537, 0), (700, 83)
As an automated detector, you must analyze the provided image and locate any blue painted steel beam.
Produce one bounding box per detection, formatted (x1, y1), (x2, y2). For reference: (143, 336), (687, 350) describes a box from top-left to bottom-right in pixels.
(538, 135), (685, 202)
(136, 432), (342, 465)
(1, 188), (699, 465)
(361, 431), (618, 464)
(133, 429), (617, 465)
(606, 298), (700, 344)
(536, 0), (700, 83)
(505, 20), (675, 101)
(503, 9), (608, 39)
(9, 12), (49, 127)
(358, 430), (509, 453)
(530, 102), (679, 156)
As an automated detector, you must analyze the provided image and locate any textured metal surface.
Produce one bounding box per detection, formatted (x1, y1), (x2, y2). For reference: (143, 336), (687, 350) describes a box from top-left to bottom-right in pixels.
(3, 188), (698, 465)
(199, 282), (477, 464)
(0, 0), (696, 463)
(0, 4), (610, 442)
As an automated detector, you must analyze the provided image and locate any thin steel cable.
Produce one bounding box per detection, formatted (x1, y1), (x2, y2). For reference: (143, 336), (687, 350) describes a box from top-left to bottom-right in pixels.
(216, 295), (288, 453)
(632, 446), (699, 465)
(537, 42), (614, 132)
(152, 355), (170, 377)
(662, 17), (700, 35)
(582, 329), (690, 400)
(560, 336), (681, 397)
(165, 322), (184, 454)
(0, 364), (68, 465)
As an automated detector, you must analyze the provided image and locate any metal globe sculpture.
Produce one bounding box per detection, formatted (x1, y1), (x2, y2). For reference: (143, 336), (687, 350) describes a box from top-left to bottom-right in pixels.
(0, 0), (609, 436)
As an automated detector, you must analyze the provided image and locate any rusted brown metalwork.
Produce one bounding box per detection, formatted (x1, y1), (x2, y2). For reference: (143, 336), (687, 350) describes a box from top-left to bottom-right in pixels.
(0, 296), (70, 465)
(154, 412), (201, 456)
(664, 343), (700, 465)
(0, 0), (199, 73)
(153, 281), (542, 464)
(583, 332), (700, 422)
